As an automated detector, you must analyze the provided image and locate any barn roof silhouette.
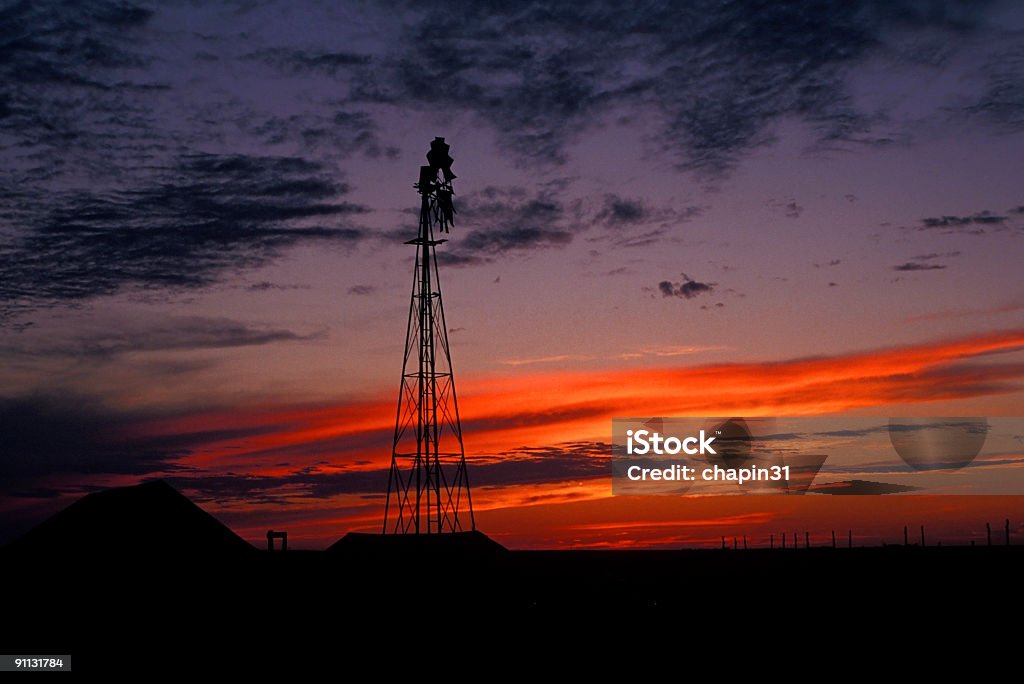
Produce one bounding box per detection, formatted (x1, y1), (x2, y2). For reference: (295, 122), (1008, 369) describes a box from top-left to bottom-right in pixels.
(328, 530), (507, 558)
(8, 479), (254, 557)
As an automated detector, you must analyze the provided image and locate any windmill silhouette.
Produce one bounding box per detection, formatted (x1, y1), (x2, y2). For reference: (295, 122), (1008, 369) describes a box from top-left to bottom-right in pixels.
(383, 138), (474, 534)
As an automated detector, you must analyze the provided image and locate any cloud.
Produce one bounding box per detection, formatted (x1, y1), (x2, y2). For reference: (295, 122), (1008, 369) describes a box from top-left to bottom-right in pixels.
(0, 1), (164, 184)
(440, 185), (581, 263)
(592, 195), (703, 248)
(905, 301), (1024, 324)
(239, 110), (400, 159)
(922, 216), (971, 227)
(3, 1), (1018, 318)
(889, 250), (958, 273)
(808, 479), (922, 495)
(768, 198), (804, 219)
(918, 211), (1008, 232)
(602, 230), (658, 249)
(970, 212), (1008, 225)
(0, 317), (321, 360)
(435, 251), (488, 267)
(351, 1), (1003, 172)
(462, 226), (573, 252)
(618, 345), (724, 360)
(245, 47), (370, 75)
(170, 439), (609, 505)
(657, 275), (715, 299)
(470, 442), (610, 486)
(499, 354), (584, 366)
(0, 2), (391, 324)
(7, 328), (1024, 527)
(0, 152), (368, 321)
(246, 282), (311, 292)
(347, 285), (376, 295)
(597, 195), (646, 225)
(0, 395), (188, 496)
(3, 1), (1020, 201)
(963, 46), (1024, 132)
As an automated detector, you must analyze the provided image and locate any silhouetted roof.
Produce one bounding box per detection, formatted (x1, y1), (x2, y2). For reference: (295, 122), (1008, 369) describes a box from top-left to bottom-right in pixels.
(328, 530), (507, 558)
(8, 479), (253, 558)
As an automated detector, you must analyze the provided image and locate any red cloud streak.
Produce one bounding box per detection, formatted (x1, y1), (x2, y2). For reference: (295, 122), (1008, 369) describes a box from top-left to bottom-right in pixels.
(80, 329), (1024, 547)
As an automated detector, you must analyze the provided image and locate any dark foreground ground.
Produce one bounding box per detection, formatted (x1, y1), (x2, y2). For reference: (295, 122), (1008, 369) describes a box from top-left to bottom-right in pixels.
(6, 541), (1022, 654)
(6, 481), (1020, 660)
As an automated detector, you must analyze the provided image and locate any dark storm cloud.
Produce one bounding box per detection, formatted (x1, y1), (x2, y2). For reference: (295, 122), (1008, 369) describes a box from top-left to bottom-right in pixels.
(894, 262), (947, 271)
(360, 0), (998, 171)
(0, 395), (187, 496)
(0, 153), (367, 319)
(657, 275), (715, 299)
(0, 393), (314, 507)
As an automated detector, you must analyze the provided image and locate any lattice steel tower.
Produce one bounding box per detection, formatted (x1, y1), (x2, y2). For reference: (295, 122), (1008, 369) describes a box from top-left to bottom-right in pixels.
(383, 138), (474, 534)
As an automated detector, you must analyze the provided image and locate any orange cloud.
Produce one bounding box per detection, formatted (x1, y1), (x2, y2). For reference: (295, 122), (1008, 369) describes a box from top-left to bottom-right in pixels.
(115, 328), (1024, 547)
(456, 327), (1024, 449)
(142, 328), (1024, 474)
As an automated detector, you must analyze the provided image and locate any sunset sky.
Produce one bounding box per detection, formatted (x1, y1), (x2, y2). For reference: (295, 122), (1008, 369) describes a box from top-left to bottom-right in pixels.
(2, 0), (1024, 548)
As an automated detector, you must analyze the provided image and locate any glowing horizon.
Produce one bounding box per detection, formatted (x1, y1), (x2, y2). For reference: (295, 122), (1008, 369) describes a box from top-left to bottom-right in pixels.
(3, 1), (1024, 550)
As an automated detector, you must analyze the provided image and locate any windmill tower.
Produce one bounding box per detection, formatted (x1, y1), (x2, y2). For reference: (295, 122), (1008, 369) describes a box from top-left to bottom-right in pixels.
(383, 138), (474, 534)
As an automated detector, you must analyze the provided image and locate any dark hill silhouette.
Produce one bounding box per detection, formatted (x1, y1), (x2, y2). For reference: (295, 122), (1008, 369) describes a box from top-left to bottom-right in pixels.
(7, 479), (253, 558)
